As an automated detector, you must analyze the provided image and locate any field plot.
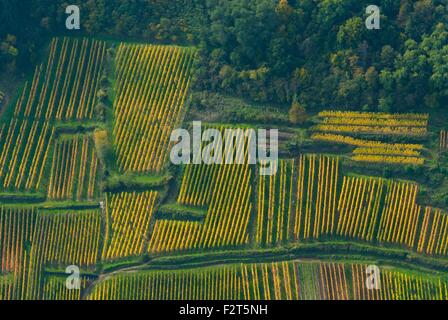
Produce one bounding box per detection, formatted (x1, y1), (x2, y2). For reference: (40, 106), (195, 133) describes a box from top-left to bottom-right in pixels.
(42, 276), (92, 300)
(102, 191), (158, 260)
(254, 155), (448, 258)
(312, 111), (428, 165)
(256, 155), (340, 245)
(47, 135), (100, 201)
(256, 159), (295, 245)
(417, 207), (448, 256)
(256, 156), (340, 245)
(314, 111), (429, 136)
(113, 44), (195, 173)
(87, 261), (448, 300)
(32, 210), (102, 268)
(148, 127), (253, 253)
(0, 256), (42, 300)
(0, 206), (101, 300)
(377, 181), (421, 247)
(336, 176), (384, 241)
(89, 265), (241, 300)
(350, 264), (446, 300)
(0, 37), (106, 192)
(0, 119), (54, 191)
(0, 207), (37, 273)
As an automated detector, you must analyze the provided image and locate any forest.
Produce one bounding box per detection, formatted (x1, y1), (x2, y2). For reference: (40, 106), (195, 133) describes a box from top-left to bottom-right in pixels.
(1, 0), (447, 113)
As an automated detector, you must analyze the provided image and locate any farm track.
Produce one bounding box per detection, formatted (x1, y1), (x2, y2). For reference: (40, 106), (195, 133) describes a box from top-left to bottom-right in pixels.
(2, 37), (448, 300)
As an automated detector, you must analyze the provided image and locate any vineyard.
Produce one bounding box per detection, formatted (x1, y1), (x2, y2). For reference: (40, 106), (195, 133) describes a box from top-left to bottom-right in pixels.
(42, 276), (91, 300)
(102, 191), (158, 260)
(336, 176), (383, 241)
(148, 127), (253, 253)
(0, 206), (100, 299)
(47, 135), (100, 201)
(0, 38), (106, 192)
(87, 261), (448, 300)
(0, 36), (447, 301)
(417, 207), (448, 256)
(253, 156), (448, 259)
(311, 111), (429, 165)
(113, 44), (195, 173)
(33, 210), (102, 268)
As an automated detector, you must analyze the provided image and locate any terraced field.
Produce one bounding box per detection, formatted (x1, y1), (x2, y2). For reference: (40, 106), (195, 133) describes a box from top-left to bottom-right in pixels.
(0, 36), (447, 300)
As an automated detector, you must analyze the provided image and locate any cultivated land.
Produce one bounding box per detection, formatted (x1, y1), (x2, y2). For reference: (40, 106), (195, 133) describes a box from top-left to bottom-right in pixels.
(0, 36), (448, 300)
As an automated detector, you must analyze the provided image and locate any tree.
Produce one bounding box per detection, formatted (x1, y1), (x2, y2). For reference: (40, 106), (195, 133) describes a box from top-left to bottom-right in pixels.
(397, 0), (412, 27)
(275, 0), (294, 21)
(423, 23), (448, 99)
(337, 17), (365, 49)
(380, 45), (396, 69)
(289, 97), (307, 125)
(378, 96), (392, 112)
(96, 89), (108, 101)
(95, 102), (107, 121)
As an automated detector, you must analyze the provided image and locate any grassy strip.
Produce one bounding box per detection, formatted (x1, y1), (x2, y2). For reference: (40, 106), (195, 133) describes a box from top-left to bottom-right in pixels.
(0, 192), (46, 203)
(43, 268), (99, 278)
(39, 201), (101, 211)
(103, 173), (172, 192)
(155, 203), (207, 221)
(99, 242), (448, 275)
(54, 121), (105, 133)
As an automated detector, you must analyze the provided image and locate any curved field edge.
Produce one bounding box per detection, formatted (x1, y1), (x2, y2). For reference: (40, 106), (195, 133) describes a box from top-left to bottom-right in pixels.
(83, 257), (448, 300)
(91, 242), (448, 276)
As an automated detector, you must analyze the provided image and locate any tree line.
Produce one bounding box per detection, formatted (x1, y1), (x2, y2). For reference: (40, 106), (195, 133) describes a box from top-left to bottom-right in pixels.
(1, 0), (447, 113)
